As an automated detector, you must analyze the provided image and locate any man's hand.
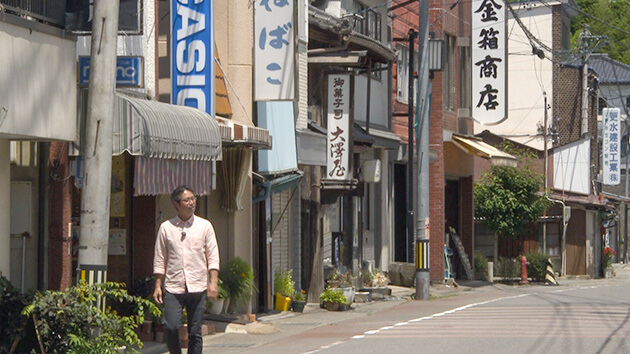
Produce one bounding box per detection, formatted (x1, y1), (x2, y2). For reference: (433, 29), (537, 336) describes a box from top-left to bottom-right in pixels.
(207, 282), (218, 300)
(207, 269), (219, 300)
(153, 276), (164, 304)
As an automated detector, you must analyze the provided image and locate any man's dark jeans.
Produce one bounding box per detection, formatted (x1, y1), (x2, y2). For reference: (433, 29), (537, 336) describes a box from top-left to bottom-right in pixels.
(163, 290), (206, 354)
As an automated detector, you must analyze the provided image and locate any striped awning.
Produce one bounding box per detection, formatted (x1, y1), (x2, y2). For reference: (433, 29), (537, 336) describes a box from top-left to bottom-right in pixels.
(113, 94), (222, 161)
(450, 134), (517, 167)
(134, 157), (216, 196)
(215, 117), (272, 149)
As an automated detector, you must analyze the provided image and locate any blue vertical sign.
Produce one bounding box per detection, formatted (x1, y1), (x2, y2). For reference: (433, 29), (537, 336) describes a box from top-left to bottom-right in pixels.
(171, 0), (215, 116)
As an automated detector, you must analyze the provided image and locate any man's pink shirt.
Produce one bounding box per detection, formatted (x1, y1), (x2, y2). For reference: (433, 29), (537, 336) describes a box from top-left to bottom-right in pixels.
(153, 214), (220, 294)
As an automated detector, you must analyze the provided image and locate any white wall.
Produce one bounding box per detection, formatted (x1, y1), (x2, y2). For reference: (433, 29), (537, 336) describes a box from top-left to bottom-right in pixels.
(474, 4), (554, 150)
(553, 137), (591, 195)
(0, 22), (76, 140)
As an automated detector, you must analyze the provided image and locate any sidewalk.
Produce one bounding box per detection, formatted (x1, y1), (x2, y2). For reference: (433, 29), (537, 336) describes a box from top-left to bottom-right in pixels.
(139, 265), (630, 353)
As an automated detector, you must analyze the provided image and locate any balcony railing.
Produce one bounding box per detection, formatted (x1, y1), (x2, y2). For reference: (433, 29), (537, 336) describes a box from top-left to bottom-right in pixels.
(1, 0), (67, 27)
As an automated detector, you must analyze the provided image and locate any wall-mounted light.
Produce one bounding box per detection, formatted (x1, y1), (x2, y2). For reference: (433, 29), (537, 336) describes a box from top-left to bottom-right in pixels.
(428, 39), (444, 71)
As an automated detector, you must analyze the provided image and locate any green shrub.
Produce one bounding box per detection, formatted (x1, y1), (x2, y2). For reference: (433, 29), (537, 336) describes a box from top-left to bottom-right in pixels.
(219, 257), (258, 305)
(217, 279), (229, 300)
(319, 288), (348, 304)
(494, 257), (520, 279)
(526, 251), (549, 282)
(473, 253), (489, 275)
(274, 270), (296, 297)
(22, 281), (160, 354)
(292, 289), (306, 302)
(0, 275), (36, 353)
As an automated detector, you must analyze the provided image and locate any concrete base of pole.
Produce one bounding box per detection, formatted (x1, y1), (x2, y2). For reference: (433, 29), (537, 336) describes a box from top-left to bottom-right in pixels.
(415, 271), (430, 300)
(487, 261), (494, 282)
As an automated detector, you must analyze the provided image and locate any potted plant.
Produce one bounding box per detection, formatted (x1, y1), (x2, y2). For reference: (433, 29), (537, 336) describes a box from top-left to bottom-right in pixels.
(319, 288), (349, 311)
(603, 247), (616, 278)
(337, 271), (355, 304)
(326, 268), (340, 288)
(291, 290), (307, 312)
(206, 279), (229, 315)
(273, 269), (295, 311)
(359, 268), (391, 299)
(219, 257), (258, 313)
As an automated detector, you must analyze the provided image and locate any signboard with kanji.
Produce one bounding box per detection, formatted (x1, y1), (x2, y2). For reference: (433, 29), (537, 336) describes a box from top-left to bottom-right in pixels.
(326, 74), (350, 180)
(603, 108), (621, 185)
(472, 0), (506, 125)
(254, 0), (295, 101)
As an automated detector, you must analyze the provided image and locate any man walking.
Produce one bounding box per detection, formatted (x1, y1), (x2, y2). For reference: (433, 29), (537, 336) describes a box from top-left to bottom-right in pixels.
(153, 185), (220, 353)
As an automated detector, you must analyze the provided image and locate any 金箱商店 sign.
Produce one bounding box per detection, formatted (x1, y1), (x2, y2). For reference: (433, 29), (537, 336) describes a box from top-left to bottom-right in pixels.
(472, 0), (506, 125)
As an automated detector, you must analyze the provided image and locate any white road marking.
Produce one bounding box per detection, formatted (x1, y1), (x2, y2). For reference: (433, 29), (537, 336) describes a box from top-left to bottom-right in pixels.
(303, 285), (612, 353)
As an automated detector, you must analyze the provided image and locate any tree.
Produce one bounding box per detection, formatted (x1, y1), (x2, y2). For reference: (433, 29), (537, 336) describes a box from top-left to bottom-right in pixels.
(571, 0), (630, 65)
(474, 165), (551, 240)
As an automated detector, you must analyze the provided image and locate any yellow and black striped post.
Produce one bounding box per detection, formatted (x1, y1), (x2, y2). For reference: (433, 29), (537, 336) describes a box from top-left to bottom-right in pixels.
(416, 239), (430, 271)
(78, 264), (108, 310)
(544, 259), (559, 285)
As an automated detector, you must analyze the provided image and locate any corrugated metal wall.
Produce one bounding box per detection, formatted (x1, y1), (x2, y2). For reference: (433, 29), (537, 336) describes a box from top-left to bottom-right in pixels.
(270, 187), (302, 290)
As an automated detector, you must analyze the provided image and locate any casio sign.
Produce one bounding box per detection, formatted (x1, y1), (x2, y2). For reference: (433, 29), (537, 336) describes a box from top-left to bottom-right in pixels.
(171, 0), (214, 115)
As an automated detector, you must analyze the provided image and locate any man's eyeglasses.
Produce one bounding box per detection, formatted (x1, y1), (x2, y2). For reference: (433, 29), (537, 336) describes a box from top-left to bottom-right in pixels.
(179, 197), (197, 204)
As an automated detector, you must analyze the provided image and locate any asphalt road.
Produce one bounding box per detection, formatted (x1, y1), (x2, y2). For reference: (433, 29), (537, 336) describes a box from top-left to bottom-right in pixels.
(251, 281), (630, 354)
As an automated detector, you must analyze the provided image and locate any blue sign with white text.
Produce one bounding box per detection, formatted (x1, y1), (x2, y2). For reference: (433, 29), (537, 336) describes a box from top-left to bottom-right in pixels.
(78, 56), (143, 87)
(171, 0), (215, 116)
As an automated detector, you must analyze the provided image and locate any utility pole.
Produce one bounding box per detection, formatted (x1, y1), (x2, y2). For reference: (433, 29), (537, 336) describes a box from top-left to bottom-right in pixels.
(77, 0), (120, 284)
(543, 93), (548, 255)
(415, 0), (430, 301)
(578, 25), (607, 136)
(579, 25), (591, 136)
(407, 29), (417, 264)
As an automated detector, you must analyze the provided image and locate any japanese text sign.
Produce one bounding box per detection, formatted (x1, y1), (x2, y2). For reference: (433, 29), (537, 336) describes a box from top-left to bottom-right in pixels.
(603, 108), (621, 185)
(254, 0), (295, 101)
(326, 74), (350, 180)
(171, 0), (215, 116)
(472, 0), (506, 125)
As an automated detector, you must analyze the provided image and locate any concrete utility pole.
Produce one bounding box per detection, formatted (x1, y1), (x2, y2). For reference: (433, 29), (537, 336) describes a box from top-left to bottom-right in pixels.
(407, 29), (417, 264)
(579, 25), (591, 136)
(415, 0), (430, 301)
(578, 25), (607, 136)
(77, 0), (120, 284)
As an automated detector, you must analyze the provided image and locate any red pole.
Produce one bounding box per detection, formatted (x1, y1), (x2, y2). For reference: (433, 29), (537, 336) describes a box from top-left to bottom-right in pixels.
(519, 255), (529, 285)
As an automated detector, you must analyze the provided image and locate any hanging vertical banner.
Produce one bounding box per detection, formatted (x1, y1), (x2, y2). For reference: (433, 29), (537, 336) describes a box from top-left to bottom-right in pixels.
(326, 74), (350, 180)
(254, 0), (295, 101)
(603, 108), (621, 185)
(471, 0), (506, 125)
(171, 0), (215, 116)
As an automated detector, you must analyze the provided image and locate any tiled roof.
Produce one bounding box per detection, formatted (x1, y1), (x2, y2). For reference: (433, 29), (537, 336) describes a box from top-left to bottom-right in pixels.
(586, 54), (630, 84)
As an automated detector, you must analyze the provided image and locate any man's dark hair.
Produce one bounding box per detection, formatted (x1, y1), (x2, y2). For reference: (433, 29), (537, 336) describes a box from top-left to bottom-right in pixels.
(171, 185), (195, 203)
